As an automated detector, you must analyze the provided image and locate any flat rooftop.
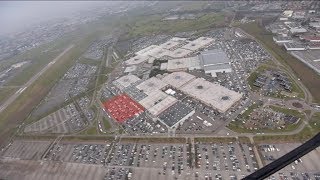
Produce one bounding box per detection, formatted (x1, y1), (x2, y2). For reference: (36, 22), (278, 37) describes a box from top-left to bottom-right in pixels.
(162, 71), (196, 89)
(135, 45), (158, 56)
(200, 49), (231, 66)
(123, 86), (148, 101)
(159, 40), (181, 50)
(180, 78), (242, 113)
(157, 101), (194, 128)
(167, 48), (193, 58)
(103, 94), (145, 123)
(166, 56), (201, 71)
(113, 74), (141, 90)
(136, 77), (167, 95)
(181, 37), (214, 51)
(125, 55), (154, 65)
(139, 90), (177, 116)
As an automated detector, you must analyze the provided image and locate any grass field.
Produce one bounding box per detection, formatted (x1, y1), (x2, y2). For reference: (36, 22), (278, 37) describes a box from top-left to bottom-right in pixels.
(103, 117), (111, 130)
(120, 137), (186, 144)
(247, 64), (304, 98)
(239, 22), (320, 103)
(228, 104), (304, 134)
(126, 12), (227, 38)
(195, 137), (237, 143)
(253, 126), (314, 143)
(310, 112), (320, 132)
(0, 88), (17, 105)
(0, 32), (100, 147)
(269, 105), (304, 118)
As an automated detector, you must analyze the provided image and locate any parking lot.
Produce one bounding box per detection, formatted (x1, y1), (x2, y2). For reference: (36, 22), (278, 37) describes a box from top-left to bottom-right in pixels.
(25, 102), (91, 134)
(1, 140), (51, 160)
(259, 143), (320, 180)
(195, 142), (259, 179)
(44, 142), (110, 164)
(123, 112), (168, 135)
(3, 139), (320, 180)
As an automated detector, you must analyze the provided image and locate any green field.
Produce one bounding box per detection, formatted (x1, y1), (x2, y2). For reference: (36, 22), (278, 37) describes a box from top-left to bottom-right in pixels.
(0, 32), (102, 146)
(125, 12), (227, 38)
(247, 64), (304, 98)
(269, 105), (304, 118)
(103, 117), (111, 130)
(253, 126), (314, 143)
(195, 137), (237, 143)
(228, 104), (304, 134)
(310, 112), (320, 132)
(0, 88), (17, 104)
(239, 22), (320, 103)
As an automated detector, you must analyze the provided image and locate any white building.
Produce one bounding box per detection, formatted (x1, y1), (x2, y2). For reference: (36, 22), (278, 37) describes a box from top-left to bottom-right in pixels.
(199, 49), (232, 77)
(290, 27), (307, 34)
(273, 36), (293, 44)
(284, 43), (306, 51)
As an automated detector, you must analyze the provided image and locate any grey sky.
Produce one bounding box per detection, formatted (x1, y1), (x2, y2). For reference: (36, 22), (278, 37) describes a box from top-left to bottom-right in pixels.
(0, 1), (110, 35)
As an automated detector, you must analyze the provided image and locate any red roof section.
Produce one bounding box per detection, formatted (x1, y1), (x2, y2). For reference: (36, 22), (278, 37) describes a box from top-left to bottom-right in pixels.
(103, 94), (144, 123)
(301, 36), (320, 41)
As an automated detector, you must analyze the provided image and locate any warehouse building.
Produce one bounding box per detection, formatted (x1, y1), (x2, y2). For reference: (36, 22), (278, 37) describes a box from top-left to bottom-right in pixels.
(166, 48), (193, 58)
(125, 55), (154, 65)
(165, 56), (201, 72)
(157, 101), (195, 129)
(284, 43), (306, 51)
(103, 94), (145, 123)
(124, 66), (137, 73)
(162, 71), (196, 89)
(136, 77), (167, 94)
(290, 27), (307, 34)
(300, 35), (320, 43)
(139, 90), (177, 116)
(199, 49), (232, 77)
(180, 77), (242, 113)
(181, 37), (214, 51)
(113, 74), (141, 90)
(273, 36), (293, 44)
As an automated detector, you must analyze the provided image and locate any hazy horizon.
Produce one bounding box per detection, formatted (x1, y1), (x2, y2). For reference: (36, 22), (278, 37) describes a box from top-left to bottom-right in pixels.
(0, 1), (111, 36)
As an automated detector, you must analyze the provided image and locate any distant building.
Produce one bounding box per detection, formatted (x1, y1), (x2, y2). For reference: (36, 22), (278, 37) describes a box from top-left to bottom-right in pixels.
(284, 43), (306, 51)
(273, 36), (293, 44)
(199, 49), (232, 77)
(292, 11), (306, 19)
(282, 10), (293, 17)
(300, 35), (320, 42)
(309, 22), (320, 31)
(290, 27), (307, 34)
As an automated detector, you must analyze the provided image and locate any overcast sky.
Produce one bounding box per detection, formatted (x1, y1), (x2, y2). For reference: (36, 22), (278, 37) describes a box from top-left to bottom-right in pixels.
(0, 1), (109, 35)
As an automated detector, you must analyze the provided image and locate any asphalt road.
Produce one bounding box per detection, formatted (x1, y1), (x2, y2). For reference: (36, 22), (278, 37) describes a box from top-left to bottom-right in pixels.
(0, 44), (74, 113)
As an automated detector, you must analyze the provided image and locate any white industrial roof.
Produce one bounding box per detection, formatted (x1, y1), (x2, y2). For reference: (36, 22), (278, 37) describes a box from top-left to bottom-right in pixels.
(181, 37), (214, 51)
(180, 78), (242, 113)
(149, 96), (177, 116)
(135, 45), (158, 56)
(113, 74), (141, 90)
(139, 90), (168, 109)
(124, 66), (137, 73)
(159, 40), (181, 50)
(136, 77), (167, 94)
(200, 49), (230, 66)
(171, 37), (188, 42)
(166, 56), (200, 71)
(125, 55), (154, 65)
(162, 71), (196, 88)
(167, 48), (193, 58)
(139, 90), (177, 116)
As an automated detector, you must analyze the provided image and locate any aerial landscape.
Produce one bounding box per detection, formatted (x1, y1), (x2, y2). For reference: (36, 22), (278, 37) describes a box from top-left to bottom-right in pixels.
(0, 1), (320, 180)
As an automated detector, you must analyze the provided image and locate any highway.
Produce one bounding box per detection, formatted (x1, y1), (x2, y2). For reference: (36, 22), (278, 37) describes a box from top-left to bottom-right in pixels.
(0, 44), (74, 113)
